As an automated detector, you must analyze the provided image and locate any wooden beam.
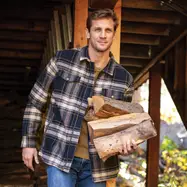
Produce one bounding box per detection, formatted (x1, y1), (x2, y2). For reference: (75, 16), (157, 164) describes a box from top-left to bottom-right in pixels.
(89, 0), (118, 9)
(0, 41), (43, 51)
(121, 22), (170, 36)
(0, 20), (49, 32)
(0, 8), (52, 21)
(0, 31), (47, 42)
(120, 44), (152, 59)
(111, 0), (122, 63)
(74, 0), (88, 48)
(146, 64), (161, 187)
(122, 0), (173, 11)
(134, 29), (187, 83)
(121, 33), (160, 46)
(122, 9), (180, 25)
(120, 58), (148, 67)
(0, 50), (42, 59)
(0, 59), (40, 67)
(54, 10), (63, 50)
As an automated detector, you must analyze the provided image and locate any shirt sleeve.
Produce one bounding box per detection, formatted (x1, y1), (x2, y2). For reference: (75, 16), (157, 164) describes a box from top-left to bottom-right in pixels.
(21, 57), (58, 148)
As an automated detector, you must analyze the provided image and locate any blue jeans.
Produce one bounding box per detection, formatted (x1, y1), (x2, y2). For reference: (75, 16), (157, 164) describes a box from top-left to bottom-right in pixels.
(47, 157), (106, 187)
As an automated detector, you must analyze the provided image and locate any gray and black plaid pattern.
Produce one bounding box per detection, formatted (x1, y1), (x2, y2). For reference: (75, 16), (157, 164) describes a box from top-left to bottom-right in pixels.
(21, 46), (134, 182)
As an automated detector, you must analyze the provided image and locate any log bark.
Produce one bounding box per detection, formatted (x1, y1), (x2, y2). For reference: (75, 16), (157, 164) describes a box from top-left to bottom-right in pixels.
(88, 113), (157, 161)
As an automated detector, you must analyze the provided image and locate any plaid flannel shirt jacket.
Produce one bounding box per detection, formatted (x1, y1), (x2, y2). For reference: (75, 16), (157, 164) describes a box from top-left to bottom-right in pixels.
(21, 46), (134, 182)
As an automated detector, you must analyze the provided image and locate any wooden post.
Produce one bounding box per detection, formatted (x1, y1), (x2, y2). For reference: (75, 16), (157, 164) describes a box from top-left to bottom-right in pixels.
(111, 0), (122, 63)
(54, 10), (63, 50)
(146, 64), (161, 187)
(74, 0), (88, 48)
(185, 36), (187, 127)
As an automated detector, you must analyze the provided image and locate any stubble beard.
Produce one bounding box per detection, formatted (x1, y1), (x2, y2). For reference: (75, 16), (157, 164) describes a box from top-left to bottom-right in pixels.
(95, 42), (113, 53)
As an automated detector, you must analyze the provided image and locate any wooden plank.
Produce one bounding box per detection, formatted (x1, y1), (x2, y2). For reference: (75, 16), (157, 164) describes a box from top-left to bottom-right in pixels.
(121, 22), (170, 36)
(120, 44), (153, 59)
(120, 58), (148, 67)
(51, 20), (57, 54)
(49, 30), (54, 56)
(185, 36), (187, 128)
(122, 0), (173, 11)
(46, 38), (52, 59)
(0, 50), (41, 59)
(0, 86), (32, 92)
(0, 30), (47, 42)
(146, 64), (161, 187)
(0, 73), (35, 81)
(123, 66), (141, 74)
(65, 4), (73, 43)
(44, 47), (48, 66)
(122, 9), (180, 25)
(54, 10), (63, 50)
(0, 80), (34, 86)
(121, 33), (160, 46)
(111, 0), (122, 63)
(0, 41), (43, 51)
(0, 59), (40, 67)
(0, 174), (32, 185)
(61, 13), (69, 49)
(0, 20), (49, 32)
(74, 0), (88, 48)
(0, 7), (52, 20)
(89, 0), (118, 8)
(134, 29), (187, 83)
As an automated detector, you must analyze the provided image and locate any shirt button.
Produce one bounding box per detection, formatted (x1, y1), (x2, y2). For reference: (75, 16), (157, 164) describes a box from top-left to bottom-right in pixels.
(66, 77), (69, 81)
(111, 95), (114, 98)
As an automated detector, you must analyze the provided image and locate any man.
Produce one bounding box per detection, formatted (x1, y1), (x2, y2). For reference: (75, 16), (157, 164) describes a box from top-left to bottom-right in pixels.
(22, 9), (137, 187)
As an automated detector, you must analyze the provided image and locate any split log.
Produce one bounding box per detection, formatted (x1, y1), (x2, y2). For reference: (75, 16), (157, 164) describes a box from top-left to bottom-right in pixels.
(85, 96), (144, 121)
(88, 113), (157, 161)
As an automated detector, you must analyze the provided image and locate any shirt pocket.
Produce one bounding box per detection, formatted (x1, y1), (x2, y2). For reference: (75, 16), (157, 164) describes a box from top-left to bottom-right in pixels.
(53, 70), (81, 92)
(101, 88), (125, 101)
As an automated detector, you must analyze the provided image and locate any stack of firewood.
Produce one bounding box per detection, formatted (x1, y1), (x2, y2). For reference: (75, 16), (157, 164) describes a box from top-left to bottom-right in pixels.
(85, 96), (157, 162)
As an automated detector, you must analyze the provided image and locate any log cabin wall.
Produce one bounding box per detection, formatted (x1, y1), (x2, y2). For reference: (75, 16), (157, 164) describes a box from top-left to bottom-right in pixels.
(0, 0), (74, 185)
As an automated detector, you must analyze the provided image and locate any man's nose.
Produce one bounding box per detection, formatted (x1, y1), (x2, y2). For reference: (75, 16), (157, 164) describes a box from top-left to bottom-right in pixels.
(100, 31), (106, 38)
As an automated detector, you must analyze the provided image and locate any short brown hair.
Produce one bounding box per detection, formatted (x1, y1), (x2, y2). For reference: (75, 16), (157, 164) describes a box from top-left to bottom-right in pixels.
(86, 9), (119, 32)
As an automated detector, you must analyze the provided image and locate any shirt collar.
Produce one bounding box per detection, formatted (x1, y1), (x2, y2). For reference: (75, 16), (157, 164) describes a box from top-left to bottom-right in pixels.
(79, 46), (117, 76)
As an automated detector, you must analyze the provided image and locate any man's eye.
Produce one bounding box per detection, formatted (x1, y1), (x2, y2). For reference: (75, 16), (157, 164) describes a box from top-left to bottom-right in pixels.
(95, 28), (101, 32)
(106, 29), (112, 33)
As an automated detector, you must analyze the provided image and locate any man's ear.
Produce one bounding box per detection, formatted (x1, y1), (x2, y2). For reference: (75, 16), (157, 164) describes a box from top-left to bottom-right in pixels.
(86, 28), (90, 39)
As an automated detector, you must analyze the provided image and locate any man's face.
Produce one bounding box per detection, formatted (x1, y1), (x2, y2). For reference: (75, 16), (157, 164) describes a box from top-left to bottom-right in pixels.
(87, 18), (115, 52)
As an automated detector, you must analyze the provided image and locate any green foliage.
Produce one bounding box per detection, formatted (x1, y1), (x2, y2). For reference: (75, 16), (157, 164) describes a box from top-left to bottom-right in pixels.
(161, 136), (177, 151)
(159, 136), (187, 187)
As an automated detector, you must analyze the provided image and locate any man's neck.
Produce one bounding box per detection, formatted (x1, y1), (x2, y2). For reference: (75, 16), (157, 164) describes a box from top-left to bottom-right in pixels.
(88, 46), (110, 69)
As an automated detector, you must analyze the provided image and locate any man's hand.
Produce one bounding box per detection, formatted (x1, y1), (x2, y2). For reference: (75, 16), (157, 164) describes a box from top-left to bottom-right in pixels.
(22, 148), (39, 171)
(119, 138), (137, 155)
